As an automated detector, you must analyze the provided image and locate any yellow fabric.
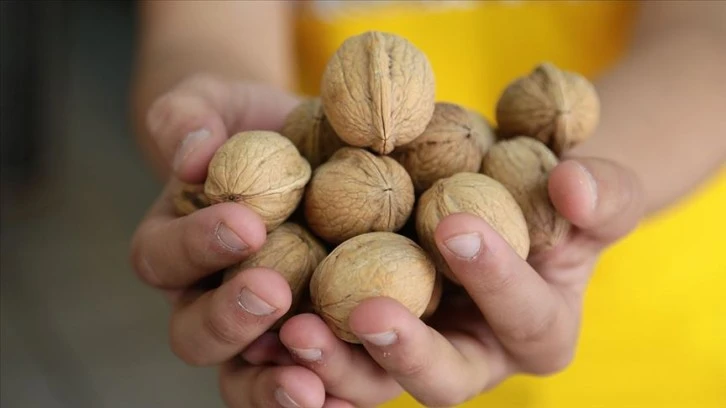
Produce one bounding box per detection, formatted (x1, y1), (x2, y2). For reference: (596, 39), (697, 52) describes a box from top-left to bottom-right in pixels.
(293, 1), (726, 407)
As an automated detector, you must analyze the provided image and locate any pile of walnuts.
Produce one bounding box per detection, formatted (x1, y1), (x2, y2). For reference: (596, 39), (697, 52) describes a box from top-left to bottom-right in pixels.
(174, 31), (600, 343)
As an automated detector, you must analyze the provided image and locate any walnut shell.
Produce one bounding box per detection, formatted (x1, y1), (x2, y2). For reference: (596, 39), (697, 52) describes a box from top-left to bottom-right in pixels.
(320, 31), (436, 155)
(172, 183), (210, 216)
(304, 147), (415, 244)
(481, 137), (570, 252)
(204, 131), (312, 231)
(468, 109), (497, 155)
(280, 97), (346, 169)
(495, 62), (600, 156)
(391, 102), (485, 193)
(310, 232), (436, 343)
(421, 272), (443, 320)
(224, 222), (327, 329)
(416, 172), (530, 283)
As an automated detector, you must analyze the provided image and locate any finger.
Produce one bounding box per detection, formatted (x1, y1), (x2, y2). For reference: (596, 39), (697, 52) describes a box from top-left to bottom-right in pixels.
(146, 75), (299, 182)
(130, 187), (266, 289)
(220, 360), (325, 408)
(435, 213), (577, 375)
(549, 158), (645, 245)
(347, 297), (494, 407)
(322, 399), (357, 408)
(278, 313), (402, 406)
(240, 332), (294, 366)
(169, 267), (292, 366)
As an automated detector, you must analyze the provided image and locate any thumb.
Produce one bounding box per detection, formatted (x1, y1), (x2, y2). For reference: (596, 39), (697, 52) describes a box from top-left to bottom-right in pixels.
(146, 75), (300, 183)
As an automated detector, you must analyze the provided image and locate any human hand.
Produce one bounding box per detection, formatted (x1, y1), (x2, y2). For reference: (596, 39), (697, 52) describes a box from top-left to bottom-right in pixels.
(218, 157), (644, 407)
(129, 74), (303, 368)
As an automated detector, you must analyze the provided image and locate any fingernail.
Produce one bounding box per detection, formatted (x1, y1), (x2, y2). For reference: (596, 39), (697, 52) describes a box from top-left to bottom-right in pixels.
(215, 223), (248, 252)
(444, 232), (482, 260)
(290, 347), (322, 362)
(274, 388), (300, 408)
(574, 161), (598, 210)
(173, 128), (210, 172)
(237, 288), (276, 316)
(359, 330), (398, 346)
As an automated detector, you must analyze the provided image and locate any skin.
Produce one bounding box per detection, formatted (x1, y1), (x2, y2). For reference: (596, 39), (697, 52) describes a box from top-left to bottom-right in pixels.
(129, 1), (726, 407)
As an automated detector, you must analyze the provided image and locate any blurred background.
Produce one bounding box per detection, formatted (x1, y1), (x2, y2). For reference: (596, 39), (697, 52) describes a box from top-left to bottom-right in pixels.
(1, 1), (223, 406)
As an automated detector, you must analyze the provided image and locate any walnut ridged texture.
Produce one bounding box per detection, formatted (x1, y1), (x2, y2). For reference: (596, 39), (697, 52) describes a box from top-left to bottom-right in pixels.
(320, 31), (436, 155)
(468, 108), (496, 155)
(416, 172), (530, 284)
(280, 97), (347, 169)
(172, 183), (210, 216)
(304, 147), (415, 244)
(204, 131), (312, 231)
(495, 62), (600, 156)
(310, 232), (436, 343)
(224, 222), (327, 329)
(482, 136), (570, 252)
(421, 272), (443, 320)
(392, 102), (485, 192)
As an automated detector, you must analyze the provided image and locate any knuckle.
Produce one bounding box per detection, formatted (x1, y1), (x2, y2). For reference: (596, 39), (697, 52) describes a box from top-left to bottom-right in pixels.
(168, 324), (206, 366)
(480, 266), (519, 297)
(147, 89), (211, 139)
(502, 309), (559, 346)
(129, 231), (164, 288)
(146, 92), (175, 132)
(169, 336), (202, 366)
(390, 352), (431, 379)
(205, 307), (246, 347)
(181, 219), (219, 269)
(320, 368), (346, 391)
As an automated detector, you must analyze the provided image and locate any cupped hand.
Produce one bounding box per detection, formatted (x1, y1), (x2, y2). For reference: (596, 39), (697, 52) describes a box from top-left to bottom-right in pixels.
(129, 74), (302, 366)
(224, 157), (645, 407)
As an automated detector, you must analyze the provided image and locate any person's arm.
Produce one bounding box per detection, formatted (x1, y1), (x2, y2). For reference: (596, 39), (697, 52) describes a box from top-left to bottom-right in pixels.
(570, 1), (726, 216)
(130, 0), (296, 179)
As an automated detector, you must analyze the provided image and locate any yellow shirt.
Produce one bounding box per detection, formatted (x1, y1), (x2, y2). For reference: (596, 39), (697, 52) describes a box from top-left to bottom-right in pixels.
(293, 1), (726, 407)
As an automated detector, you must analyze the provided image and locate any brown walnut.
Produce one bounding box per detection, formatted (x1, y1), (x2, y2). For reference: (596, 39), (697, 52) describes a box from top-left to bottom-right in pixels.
(224, 222), (327, 329)
(495, 62), (600, 156)
(280, 97), (346, 169)
(468, 108), (497, 155)
(481, 136), (570, 252)
(416, 172), (530, 283)
(320, 31), (436, 155)
(310, 232), (436, 343)
(172, 183), (210, 216)
(391, 102), (486, 193)
(204, 131), (312, 231)
(304, 147), (415, 244)
(421, 272), (443, 320)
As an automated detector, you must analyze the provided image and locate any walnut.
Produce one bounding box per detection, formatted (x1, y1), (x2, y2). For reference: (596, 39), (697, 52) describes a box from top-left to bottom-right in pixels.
(468, 108), (497, 155)
(172, 183), (210, 216)
(204, 131), (312, 231)
(391, 102), (486, 192)
(495, 62), (600, 156)
(304, 147), (415, 244)
(416, 172), (530, 283)
(320, 31), (436, 155)
(481, 137), (570, 252)
(224, 222), (327, 329)
(310, 232), (436, 343)
(280, 97), (346, 169)
(421, 272), (443, 320)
